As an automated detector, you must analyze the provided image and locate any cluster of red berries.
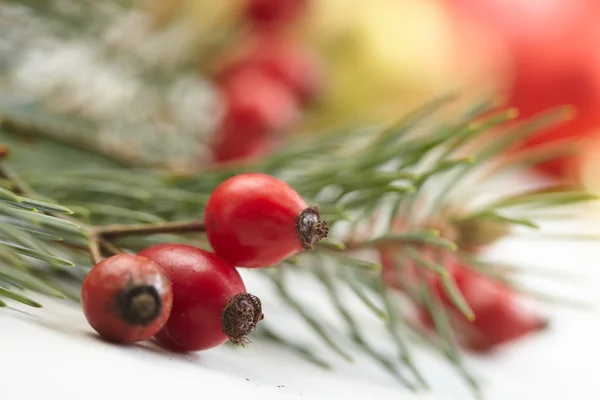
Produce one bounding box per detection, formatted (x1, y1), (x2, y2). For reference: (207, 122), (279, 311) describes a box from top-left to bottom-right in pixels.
(81, 173), (328, 351)
(209, 0), (322, 164)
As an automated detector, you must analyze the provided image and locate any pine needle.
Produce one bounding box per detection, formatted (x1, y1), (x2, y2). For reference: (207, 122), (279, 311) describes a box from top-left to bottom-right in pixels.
(374, 93), (458, 148)
(314, 263), (418, 390)
(418, 282), (481, 399)
(405, 247), (450, 278)
(0, 203), (83, 234)
(376, 278), (429, 388)
(317, 251), (380, 271)
(0, 186), (21, 202)
(339, 268), (386, 320)
(13, 198), (74, 215)
(0, 286), (43, 308)
(438, 277), (475, 322)
(479, 188), (598, 210)
(268, 269), (354, 362)
(361, 231), (457, 251)
(257, 325), (333, 370)
(0, 266), (67, 299)
(0, 240), (74, 267)
(467, 212), (540, 230)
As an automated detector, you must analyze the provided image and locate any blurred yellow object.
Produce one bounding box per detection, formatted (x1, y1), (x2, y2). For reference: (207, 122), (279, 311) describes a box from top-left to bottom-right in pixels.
(305, 0), (458, 126)
(304, 0), (504, 128)
(141, 0), (241, 37)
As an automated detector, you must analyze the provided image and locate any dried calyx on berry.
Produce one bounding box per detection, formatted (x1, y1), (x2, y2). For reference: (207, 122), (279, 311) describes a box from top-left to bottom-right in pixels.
(115, 285), (163, 326)
(296, 205), (329, 250)
(221, 292), (264, 345)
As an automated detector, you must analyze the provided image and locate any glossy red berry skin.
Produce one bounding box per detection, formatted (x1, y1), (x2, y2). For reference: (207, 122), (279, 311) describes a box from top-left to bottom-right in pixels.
(81, 254), (173, 344)
(244, 0), (308, 27)
(205, 173), (328, 268)
(138, 244), (263, 351)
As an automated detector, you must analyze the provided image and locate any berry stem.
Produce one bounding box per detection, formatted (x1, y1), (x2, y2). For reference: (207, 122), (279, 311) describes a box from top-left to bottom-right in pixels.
(88, 232), (103, 265)
(96, 220), (206, 238)
(0, 157), (39, 198)
(98, 237), (124, 255)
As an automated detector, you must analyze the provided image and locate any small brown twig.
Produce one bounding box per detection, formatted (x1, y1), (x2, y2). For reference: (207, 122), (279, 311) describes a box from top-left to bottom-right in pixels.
(0, 160), (39, 198)
(96, 220), (206, 239)
(98, 237), (124, 256)
(88, 232), (103, 265)
(84, 220), (206, 264)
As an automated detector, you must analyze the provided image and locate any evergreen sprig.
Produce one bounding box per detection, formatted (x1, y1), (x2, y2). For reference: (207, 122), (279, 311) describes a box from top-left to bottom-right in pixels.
(0, 1), (597, 398)
(0, 94), (596, 399)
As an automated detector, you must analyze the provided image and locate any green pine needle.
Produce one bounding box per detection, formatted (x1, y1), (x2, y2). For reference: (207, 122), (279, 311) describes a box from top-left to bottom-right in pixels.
(0, 240), (74, 267)
(376, 278), (429, 388)
(0, 286), (43, 308)
(405, 247), (450, 278)
(339, 268), (387, 320)
(314, 263), (418, 390)
(362, 231), (457, 252)
(418, 283), (481, 399)
(269, 269), (355, 362)
(257, 325), (333, 370)
(468, 212), (540, 230)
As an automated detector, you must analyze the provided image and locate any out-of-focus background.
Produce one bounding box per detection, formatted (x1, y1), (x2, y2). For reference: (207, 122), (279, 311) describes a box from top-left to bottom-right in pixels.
(1, 0), (600, 185)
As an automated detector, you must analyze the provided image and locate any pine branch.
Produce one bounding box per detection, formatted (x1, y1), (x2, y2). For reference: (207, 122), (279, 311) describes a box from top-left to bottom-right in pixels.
(255, 324), (333, 370)
(0, 88), (595, 400)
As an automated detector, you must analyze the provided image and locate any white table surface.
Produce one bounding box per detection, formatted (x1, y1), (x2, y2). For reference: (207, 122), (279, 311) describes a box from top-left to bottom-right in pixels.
(2, 216), (600, 400)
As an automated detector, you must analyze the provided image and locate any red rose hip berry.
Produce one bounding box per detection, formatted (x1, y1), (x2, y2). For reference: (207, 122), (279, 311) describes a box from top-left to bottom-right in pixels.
(138, 244), (264, 351)
(218, 69), (301, 137)
(244, 0), (308, 27)
(218, 36), (323, 105)
(81, 254), (173, 344)
(418, 262), (548, 352)
(210, 69), (299, 164)
(204, 173), (329, 268)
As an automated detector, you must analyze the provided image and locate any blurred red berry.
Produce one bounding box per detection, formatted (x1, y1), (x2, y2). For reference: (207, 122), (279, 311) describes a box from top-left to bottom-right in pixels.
(211, 122), (272, 164)
(220, 69), (301, 134)
(210, 69), (300, 164)
(218, 36), (323, 105)
(420, 261), (547, 352)
(444, 0), (600, 182)
(244, 0), (308, 27)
